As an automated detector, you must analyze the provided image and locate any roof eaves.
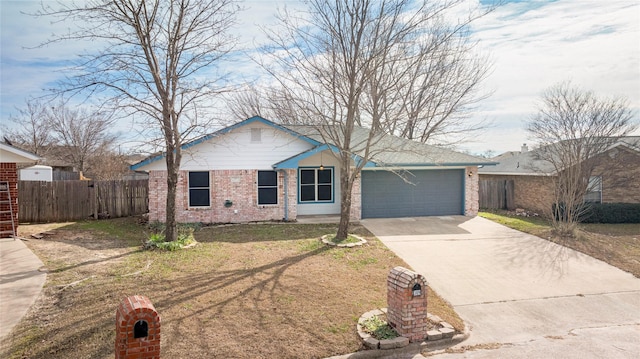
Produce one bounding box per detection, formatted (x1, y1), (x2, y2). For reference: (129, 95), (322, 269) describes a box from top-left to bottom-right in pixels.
(0, 142), (41, 162)
(374, 161), (498, 167)
(130, 116), (321, 171)
(479, 171), (554, 176)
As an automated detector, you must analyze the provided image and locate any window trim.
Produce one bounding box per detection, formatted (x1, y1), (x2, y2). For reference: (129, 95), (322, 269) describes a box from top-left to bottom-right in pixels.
(257, 170), (278, 206)
(584, 175), (602, 203)
(298, 167), (335, 204)
(188, 171), (211, 208)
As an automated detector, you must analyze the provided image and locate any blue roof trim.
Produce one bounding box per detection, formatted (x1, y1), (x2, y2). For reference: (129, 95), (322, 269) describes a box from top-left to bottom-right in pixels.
(130, 116), (321, 171)
(370, 161), (498, 167)
(273, 144), (376, 169)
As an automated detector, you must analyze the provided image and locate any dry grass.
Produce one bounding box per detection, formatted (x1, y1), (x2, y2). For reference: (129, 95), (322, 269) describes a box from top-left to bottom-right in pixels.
(480, 211), (640, 278)
(1, 217), (463, 359)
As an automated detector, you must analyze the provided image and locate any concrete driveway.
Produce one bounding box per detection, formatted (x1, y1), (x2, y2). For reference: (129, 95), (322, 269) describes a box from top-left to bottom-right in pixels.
(362, 216), (640, 358)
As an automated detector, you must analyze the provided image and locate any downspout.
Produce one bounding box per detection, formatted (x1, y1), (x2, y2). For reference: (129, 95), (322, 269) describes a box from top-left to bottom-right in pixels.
(279, 169), (289, 221)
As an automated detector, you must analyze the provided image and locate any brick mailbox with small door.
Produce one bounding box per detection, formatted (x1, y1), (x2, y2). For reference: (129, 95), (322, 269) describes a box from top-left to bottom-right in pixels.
(115, 295), (161, 359)
(387, 266), (428, 342)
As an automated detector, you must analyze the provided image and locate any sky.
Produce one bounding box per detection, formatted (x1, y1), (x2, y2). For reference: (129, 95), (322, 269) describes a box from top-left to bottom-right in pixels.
(1, 0), (639, 155)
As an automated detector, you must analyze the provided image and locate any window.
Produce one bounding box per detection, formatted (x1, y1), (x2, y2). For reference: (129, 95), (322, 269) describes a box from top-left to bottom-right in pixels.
(189, 171), (210, 207)
(299, 168), (333, 202)
(584, 176), (602, 203)
(258, 171), (278, 205)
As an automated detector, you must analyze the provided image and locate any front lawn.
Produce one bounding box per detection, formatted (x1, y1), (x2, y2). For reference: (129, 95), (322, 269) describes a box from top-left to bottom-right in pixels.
(480, 211), (640, 278)
(1, 217), (463, 359)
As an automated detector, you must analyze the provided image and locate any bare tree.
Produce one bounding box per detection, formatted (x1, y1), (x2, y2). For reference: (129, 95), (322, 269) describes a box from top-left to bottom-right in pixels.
(225, 85), (302, 125)
(388, 31), (491, 145)
(39, 0), (240, 242)
(527, 81), (637, 236)
(2, 99), (53, 157)
(86, 151), (132, 180)
(263, 0), (492, 240)
(3, 99), (117, 177)
(47, 104), (117, 175)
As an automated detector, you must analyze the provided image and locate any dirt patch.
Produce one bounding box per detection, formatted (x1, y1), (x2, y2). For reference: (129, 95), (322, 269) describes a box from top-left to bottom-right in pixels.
(552, 227), (640, 278)
(1, 217), (464, 359)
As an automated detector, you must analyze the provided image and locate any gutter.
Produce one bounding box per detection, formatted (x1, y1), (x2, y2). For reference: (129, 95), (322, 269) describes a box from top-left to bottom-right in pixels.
(280, 169), (289, 221)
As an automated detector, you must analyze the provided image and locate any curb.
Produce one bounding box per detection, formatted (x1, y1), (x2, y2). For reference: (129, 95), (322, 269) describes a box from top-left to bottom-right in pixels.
(327, 312), (470, 359)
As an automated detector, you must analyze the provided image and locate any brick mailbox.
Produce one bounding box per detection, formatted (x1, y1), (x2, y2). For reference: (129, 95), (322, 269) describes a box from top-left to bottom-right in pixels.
(115, 295), (161, 359)
(387, 266), (428, 342)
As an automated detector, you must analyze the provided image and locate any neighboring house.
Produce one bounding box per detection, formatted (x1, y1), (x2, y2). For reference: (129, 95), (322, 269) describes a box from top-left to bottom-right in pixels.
(479, 137), (640, 215)
(0, 141), (40, 237)
(131, 116), (495, 223)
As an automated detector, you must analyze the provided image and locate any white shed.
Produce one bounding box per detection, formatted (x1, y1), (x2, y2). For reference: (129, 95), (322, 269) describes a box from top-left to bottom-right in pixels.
(20, 165), (53, 182)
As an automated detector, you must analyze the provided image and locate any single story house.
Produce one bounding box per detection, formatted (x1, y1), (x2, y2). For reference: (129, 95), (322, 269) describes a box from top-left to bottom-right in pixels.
(131, 116), (496, 223)
(0, 141), (40, 237)
(479, 137), (640, 215)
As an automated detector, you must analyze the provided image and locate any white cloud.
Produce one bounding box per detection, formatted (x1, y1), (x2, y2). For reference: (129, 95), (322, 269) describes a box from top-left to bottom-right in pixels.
(2, 0), (638, 156)
(460, 0), (640, 154)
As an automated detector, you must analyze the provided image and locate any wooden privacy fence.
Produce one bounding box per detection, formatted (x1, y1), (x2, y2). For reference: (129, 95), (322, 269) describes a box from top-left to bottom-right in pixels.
(479, 179), (514, 210)
(19, 180), (148, 223)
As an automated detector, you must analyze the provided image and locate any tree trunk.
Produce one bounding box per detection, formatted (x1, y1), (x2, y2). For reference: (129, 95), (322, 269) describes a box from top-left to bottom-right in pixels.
(336, 161), (353, 241)
(164, 143), (179, 242)
(165, 168), (178, 243)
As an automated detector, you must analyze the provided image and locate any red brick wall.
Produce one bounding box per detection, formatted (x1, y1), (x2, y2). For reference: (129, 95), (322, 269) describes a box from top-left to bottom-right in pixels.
(148, 169), (298, 223)
(0, 163), (18, 236)
(592, 148), (640, 204)
(465, 166), (480, 216)
(115, 295), (161, 359)
(387, 266), (428, 342)
(480, 174), (555, 215)
(349, 174), (361, 220)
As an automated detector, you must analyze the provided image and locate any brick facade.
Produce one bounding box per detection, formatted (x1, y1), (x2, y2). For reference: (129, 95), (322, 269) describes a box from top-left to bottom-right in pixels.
(465, 166), (480, 216)
(349, 174), (362, 220)
(481, 174), (555, 215)
(148, 169), (298, 223)
(149, 166), (480, 223)
(481, 148), (640, 215)
(593, 147), (640, 204)
(0, 163), (19, 236)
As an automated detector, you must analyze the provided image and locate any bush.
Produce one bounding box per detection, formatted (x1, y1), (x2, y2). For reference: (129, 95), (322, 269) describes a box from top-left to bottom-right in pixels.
(360, 315), (398, 340)
(144, 223), (199, 250)
(581, 203), (640, 223)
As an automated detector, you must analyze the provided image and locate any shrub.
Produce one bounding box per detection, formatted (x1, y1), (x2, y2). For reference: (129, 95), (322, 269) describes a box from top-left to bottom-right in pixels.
(361, 315), (398, 340)
(144, 223), (199, 250)
(581, 203), (640, 223)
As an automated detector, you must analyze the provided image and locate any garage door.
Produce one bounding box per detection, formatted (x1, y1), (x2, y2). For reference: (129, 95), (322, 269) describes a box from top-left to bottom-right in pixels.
(361, 169), (464, 218)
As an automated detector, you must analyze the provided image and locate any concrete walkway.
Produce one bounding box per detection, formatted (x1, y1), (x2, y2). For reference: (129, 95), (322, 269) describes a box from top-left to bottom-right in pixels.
(362, 216), (640, 358)
(0, 237), (46, 341)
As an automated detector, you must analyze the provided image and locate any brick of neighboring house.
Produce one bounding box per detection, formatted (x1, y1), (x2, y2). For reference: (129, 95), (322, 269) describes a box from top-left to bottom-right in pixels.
(593, 147), (640, 204)
(0, 163), (19, 236)
(480, 174), (555, 215)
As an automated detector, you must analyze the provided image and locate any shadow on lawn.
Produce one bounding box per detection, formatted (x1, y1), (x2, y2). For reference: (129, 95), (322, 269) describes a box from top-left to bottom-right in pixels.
(155, 244), (334, 342)
(196, 223), (356, 244)
(3, 242), (337, 359)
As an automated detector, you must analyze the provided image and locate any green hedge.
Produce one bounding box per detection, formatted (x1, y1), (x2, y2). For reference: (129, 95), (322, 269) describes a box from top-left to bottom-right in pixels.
(581, 203), (640, 223)
(552, 203), (640, 223)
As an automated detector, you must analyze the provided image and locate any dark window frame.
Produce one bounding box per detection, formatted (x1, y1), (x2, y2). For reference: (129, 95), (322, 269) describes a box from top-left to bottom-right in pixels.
(188, 171), (210, 207)
(257, 170), (278, 205)
(298, 167), (334, 203)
